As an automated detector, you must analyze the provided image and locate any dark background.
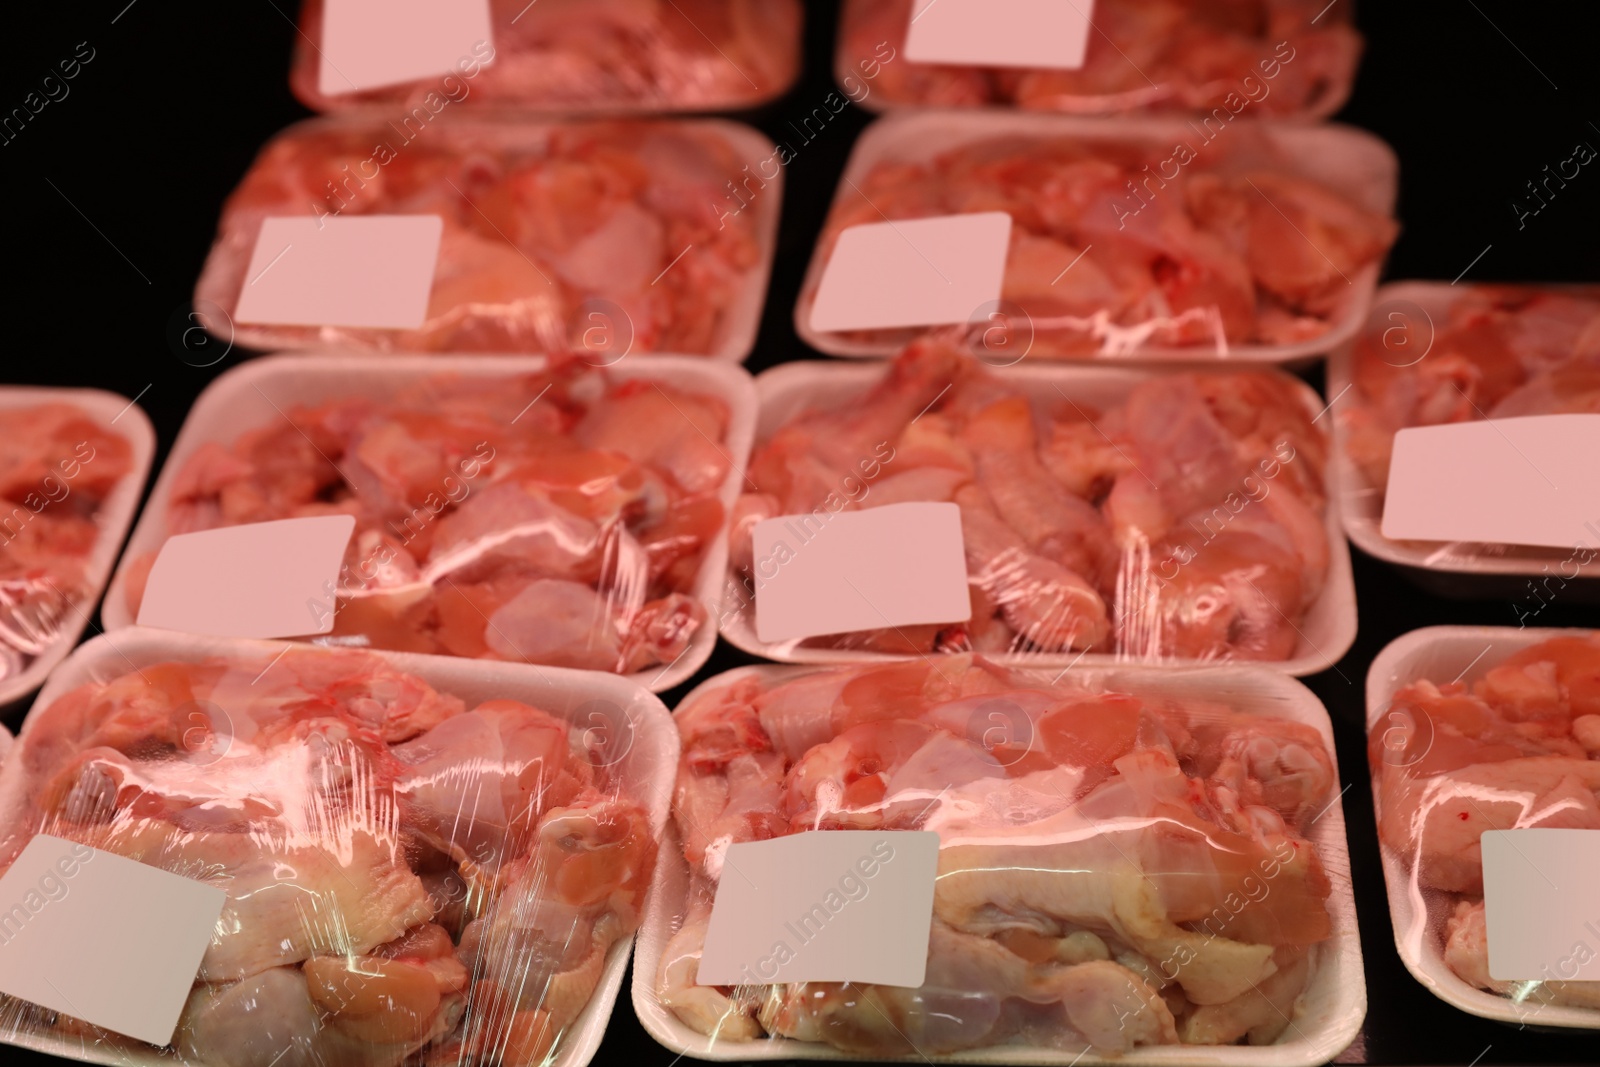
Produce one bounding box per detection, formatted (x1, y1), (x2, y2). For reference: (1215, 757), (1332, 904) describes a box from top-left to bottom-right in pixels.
(3, 1), (1599, 1065)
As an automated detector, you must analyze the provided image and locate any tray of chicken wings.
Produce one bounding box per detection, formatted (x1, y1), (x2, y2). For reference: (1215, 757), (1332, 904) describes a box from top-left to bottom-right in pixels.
(0, 388), (153, 708)
(796, 112), (1397, 362)
(291, 0), (802, 114)
(721, 339), (1354, 674)
(1367, 626), (1600, 1029)
(633, 656), (1364, 1064)
(836, 0), (1360, 119)
(103, 353), (755, 692)
(194, 116), (780, 361)
(0, 627), (677, 1067)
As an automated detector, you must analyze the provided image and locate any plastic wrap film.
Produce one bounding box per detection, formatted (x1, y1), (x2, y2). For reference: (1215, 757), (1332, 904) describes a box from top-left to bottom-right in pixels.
(0, 630), (677, 1067)
(1366, 626), (1600, 1028)
(797, 112), (1398, 361)
(720, 340), (1354, 675)
(107, 355), (755, 691)
(0, 391), (153, 707)
(837, 0), (1359, 119)
(291, 0), (801, 114)
(1334, 281), (1600, 582)
(633, 657), (1363, 1064)
(194, 117), (780, 360)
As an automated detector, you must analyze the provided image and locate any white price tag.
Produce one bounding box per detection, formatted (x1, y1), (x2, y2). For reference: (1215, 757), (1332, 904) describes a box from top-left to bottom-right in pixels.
(905, 0), (1095, 71)
(1482, 829), (1600, 982)
(320, 0), (494, 95)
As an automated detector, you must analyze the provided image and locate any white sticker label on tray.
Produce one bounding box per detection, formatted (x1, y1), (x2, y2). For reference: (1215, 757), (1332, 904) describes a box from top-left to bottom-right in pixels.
(752, 501), (970, 644)
(698, 831), (940, 988)
(1482, 829), (1600, 982)
(1381, 415), (1600, 549)
(905, 0), (1095, 71)
(0, 834), (225, 1046)
(319, 0), (495, 95)
(138, 516), (357, 639)
(234, 215), (443, 331)
(810, 212), (1012, 333)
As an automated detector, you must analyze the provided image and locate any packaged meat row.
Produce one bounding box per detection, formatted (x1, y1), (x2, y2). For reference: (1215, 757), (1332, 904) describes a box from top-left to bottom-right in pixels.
(838, 0), (1361, 119)
(799, 113), (1399, 361)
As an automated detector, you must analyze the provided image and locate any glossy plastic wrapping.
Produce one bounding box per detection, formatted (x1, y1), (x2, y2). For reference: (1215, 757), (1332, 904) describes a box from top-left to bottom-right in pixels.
(796, 112), (1397, 362)
(719, 341), (1355, 675)
(0, 389), (154, 708)
(634, 657), (1363, 1064)
(1331, 281), (1600, 597)
(104, 354), (755, 693)
(1366, 626), (1600, 1028)
(291, 0), (801, 114)
(194, 116), (781, 361)
(836, 0), (1360, 119)
(0, 628), (678, 1067)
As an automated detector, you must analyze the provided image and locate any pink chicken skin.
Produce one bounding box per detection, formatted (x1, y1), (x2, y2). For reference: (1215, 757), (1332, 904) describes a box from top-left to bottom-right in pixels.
(658, 656), (1339, 1054)
(0, 649), (655, 1067)
(124, 365), (732, 675)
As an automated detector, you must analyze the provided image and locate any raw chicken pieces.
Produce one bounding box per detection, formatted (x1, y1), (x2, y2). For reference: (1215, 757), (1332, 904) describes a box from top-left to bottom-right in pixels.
(124, 366), (732, 674)
(840, 0), (1359, 118)
(0, 404), (133, 676)
(658, 657), (1338, 1054)
(292, 0), (801, 112)
(807, 126), (1397, 356)
(1368, 633), (1600, 1011)
(196, 119), (771, 356)
(732, 339), (1331, 662)
(0, 649), (655, 1067)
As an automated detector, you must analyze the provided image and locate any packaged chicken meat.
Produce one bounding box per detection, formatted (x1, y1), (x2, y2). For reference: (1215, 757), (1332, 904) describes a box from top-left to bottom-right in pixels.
(1332, 281), (1600, 597)
(633, 658), (1364, 1063)
(1367, 626), (1600, 1028)
(0, 388), (153, 707)
(292, 0), (801, 114)
(104, 354), (755, 692)
(797, 112), (1397, 361)
(721, 340), (1354, 675)
(837, 0), (1359, 118)
(194, 117), (780, 361)
(0, 628), (676, 1067)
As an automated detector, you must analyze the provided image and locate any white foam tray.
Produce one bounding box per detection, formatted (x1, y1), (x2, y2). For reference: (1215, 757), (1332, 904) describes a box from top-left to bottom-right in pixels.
(0, 387), (154, 708)
(1366, 624), (1600, 1030)
(101, 352), (756, 693)
(1328, 281), (1600, 599)
(0, 626), (679, 1067)
(793, 111), (1397, 364)
(719, 360), (1356, 676)
(633, 661), (1366, 1065)
(193, 115), (782, 364)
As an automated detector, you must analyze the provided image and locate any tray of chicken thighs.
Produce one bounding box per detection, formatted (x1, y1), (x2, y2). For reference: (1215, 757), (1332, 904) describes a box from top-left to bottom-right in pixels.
(634, 656), (1364, 1065)
(0, 627), (677, 1067)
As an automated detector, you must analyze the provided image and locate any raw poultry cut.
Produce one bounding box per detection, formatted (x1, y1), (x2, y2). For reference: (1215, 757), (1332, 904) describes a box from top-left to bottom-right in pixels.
(122, 365), (733, 674)
(292, 0), (801, 112)
(196, 119), (771, 357)
(1369, 633), (1600, 1012)
(657, 657), (1339, 1054)
(733, 339), (1331, 662)
(807, 125), (1397, 357)
(840, 0), (1359, 117)
(0, 649), (655, 1067)
(0, 404), (133, 677)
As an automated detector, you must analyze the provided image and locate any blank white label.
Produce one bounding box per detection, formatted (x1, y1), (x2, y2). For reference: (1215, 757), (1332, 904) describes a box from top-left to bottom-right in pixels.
(235, 216), (443, 331)
(1382, 416), (1600, 549)
(1482, 829), (1600, 982)
(698, 831), (940, 988)
(138, 516), (356, 639)
(320, 0), (494, 95)
(0, 835), (225, 1046)
(753, 501), (970, 643)
(810, 212), (1012, 333)
(905, 0), (1095, 71)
